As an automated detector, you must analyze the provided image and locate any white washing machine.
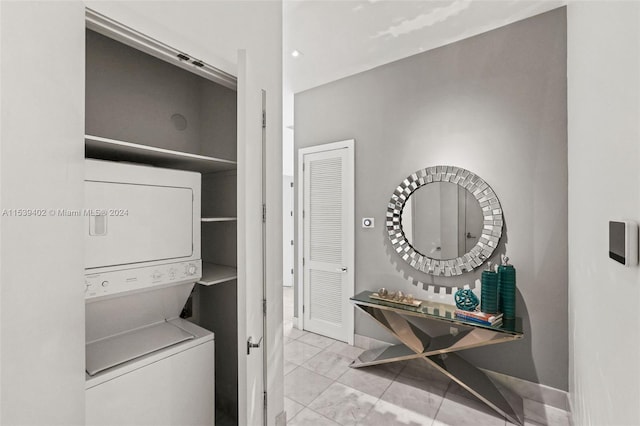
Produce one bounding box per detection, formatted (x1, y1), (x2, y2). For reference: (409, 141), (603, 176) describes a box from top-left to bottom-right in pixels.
(83, 160), (213, 425)
(85, 262), (214, 426)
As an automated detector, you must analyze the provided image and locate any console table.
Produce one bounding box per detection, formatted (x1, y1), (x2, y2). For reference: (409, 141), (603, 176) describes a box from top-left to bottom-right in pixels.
(350, 290), (524, 425)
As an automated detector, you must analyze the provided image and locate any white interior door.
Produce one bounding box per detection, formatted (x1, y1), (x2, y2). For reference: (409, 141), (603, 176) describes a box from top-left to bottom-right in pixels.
(237, 50), (265, 426)
(300, 140), (354, 344)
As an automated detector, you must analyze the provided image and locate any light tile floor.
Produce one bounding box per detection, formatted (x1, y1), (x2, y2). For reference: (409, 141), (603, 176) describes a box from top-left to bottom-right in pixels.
(282, 287), (571, 426)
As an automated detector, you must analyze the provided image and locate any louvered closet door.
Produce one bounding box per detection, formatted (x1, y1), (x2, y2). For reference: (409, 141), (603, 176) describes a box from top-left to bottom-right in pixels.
(303, 144), (353, 343)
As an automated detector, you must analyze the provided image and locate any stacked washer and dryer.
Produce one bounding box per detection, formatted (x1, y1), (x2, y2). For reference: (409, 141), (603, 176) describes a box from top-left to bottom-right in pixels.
(83, 159), (214, 425)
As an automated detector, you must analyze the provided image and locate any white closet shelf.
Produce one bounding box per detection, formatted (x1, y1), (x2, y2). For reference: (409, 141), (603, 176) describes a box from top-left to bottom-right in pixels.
(85, 135), (237, 173)
(201, 217), (237, 222)
(197, 263), (238, 286)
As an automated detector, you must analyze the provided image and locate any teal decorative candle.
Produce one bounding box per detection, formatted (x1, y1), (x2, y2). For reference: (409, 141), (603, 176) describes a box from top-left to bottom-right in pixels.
(481, 262), (499, 314)
(498, 255), (516, 320)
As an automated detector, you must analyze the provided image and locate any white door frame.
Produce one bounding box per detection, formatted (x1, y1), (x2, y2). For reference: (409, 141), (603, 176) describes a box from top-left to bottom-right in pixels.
(283, 175), (294, 287)
(297, 139), (355, 345)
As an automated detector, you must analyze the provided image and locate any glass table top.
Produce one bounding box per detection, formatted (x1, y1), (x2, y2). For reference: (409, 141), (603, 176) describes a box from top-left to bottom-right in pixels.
(350, 290), (523, 335)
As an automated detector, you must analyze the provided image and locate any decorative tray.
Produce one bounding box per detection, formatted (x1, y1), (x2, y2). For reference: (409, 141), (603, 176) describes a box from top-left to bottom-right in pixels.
(370, 293), (422, 307)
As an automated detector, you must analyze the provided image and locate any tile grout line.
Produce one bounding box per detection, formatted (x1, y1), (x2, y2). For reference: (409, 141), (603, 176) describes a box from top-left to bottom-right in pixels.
(300, 345), (360, 380)
(298, 339), (335, 350)
(355, 382), (384, 426)
(285, 340), (325, 367)
(352, 394), (379, 426)
(352, 361), (406, 425)
(284, 399), (301, 425)
(308, 405), (343, 426)
(376, 362), (404, 402)
(299, 359), (380, 425)
(284, 384), (311, 409)
(430, 380), (457, 426)
(441, 380), (512, 426)
(298, 384), (345, 426)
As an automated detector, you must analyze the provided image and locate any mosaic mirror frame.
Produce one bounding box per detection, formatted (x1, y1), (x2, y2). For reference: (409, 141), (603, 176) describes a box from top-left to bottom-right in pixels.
(386, 165), (503, 276)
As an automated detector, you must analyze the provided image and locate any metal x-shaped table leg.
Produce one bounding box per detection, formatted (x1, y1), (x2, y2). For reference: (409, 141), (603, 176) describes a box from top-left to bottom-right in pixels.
(351, 304), (524, 425)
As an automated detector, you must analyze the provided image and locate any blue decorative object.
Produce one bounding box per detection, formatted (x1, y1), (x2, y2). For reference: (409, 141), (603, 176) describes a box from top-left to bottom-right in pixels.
(481, 262), (500, 314)
(498, 255), (517, 320)
(454, 289), (479, 311)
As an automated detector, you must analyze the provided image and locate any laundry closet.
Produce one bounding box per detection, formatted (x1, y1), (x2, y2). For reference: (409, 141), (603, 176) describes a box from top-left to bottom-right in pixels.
(85, 12), (241, 425)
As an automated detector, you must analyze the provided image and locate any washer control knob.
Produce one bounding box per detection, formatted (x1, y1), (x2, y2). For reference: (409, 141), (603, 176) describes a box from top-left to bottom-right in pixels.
(187, 264), (197, 275)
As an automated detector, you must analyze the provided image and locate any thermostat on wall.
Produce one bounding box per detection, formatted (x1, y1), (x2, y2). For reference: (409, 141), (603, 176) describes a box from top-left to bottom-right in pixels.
(609, 220), (638, 266)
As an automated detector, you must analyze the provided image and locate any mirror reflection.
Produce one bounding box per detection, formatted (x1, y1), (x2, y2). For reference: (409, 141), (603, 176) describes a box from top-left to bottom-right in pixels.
(387, 165), (503, 276)
(401, 182), (484, 260)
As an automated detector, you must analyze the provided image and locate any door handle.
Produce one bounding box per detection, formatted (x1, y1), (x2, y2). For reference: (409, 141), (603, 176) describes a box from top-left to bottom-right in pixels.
(247, 336), (263, 355)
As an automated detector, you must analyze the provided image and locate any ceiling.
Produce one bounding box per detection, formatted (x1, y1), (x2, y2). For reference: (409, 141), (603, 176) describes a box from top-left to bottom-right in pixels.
(284, 0), (566, 94)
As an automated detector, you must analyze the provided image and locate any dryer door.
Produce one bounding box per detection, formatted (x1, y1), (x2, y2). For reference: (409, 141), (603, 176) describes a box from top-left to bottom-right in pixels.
(85, 180), (193, 269)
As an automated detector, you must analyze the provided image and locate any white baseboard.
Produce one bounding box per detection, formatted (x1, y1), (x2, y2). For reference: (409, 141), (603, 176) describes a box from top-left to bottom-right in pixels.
(291, 316), (301, 330)
(567, 394), (575, 426)
(353, 333), (569, 412)
(481, 369), (569, 412)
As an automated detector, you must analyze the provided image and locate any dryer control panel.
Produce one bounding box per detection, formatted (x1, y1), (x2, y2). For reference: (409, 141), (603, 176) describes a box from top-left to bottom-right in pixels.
(85, 260), (202, 300)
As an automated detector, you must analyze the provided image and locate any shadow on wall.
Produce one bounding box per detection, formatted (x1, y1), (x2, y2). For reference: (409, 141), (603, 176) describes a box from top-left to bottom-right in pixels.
(380, 215), (541, 388)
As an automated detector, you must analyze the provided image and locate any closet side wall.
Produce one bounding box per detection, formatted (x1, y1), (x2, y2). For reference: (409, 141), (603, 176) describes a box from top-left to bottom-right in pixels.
(568, 2), (640, 424)
(0, 2), (86, 424)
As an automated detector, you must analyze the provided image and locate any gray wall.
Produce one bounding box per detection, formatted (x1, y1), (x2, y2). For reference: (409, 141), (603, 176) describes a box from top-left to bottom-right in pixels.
(295, 8), (567, 390)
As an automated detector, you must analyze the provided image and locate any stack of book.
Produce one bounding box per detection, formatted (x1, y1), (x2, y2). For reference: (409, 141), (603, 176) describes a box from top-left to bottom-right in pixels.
(454, 310), (503, 327)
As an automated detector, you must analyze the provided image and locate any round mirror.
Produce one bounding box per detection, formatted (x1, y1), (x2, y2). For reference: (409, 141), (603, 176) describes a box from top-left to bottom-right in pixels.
(387, 166), (503, 276)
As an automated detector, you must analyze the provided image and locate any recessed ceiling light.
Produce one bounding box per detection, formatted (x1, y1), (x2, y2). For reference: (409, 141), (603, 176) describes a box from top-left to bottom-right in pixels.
(291, 50), (302, 58)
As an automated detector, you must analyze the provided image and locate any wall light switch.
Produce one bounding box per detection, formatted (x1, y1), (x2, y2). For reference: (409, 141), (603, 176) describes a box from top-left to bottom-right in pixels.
(609, 220), (638, 266)
(362, 218), (374, 228)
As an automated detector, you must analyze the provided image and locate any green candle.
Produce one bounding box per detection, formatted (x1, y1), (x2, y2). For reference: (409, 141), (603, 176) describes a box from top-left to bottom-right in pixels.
(498, 261), (516, 320)
(481, 269), (499, 314)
